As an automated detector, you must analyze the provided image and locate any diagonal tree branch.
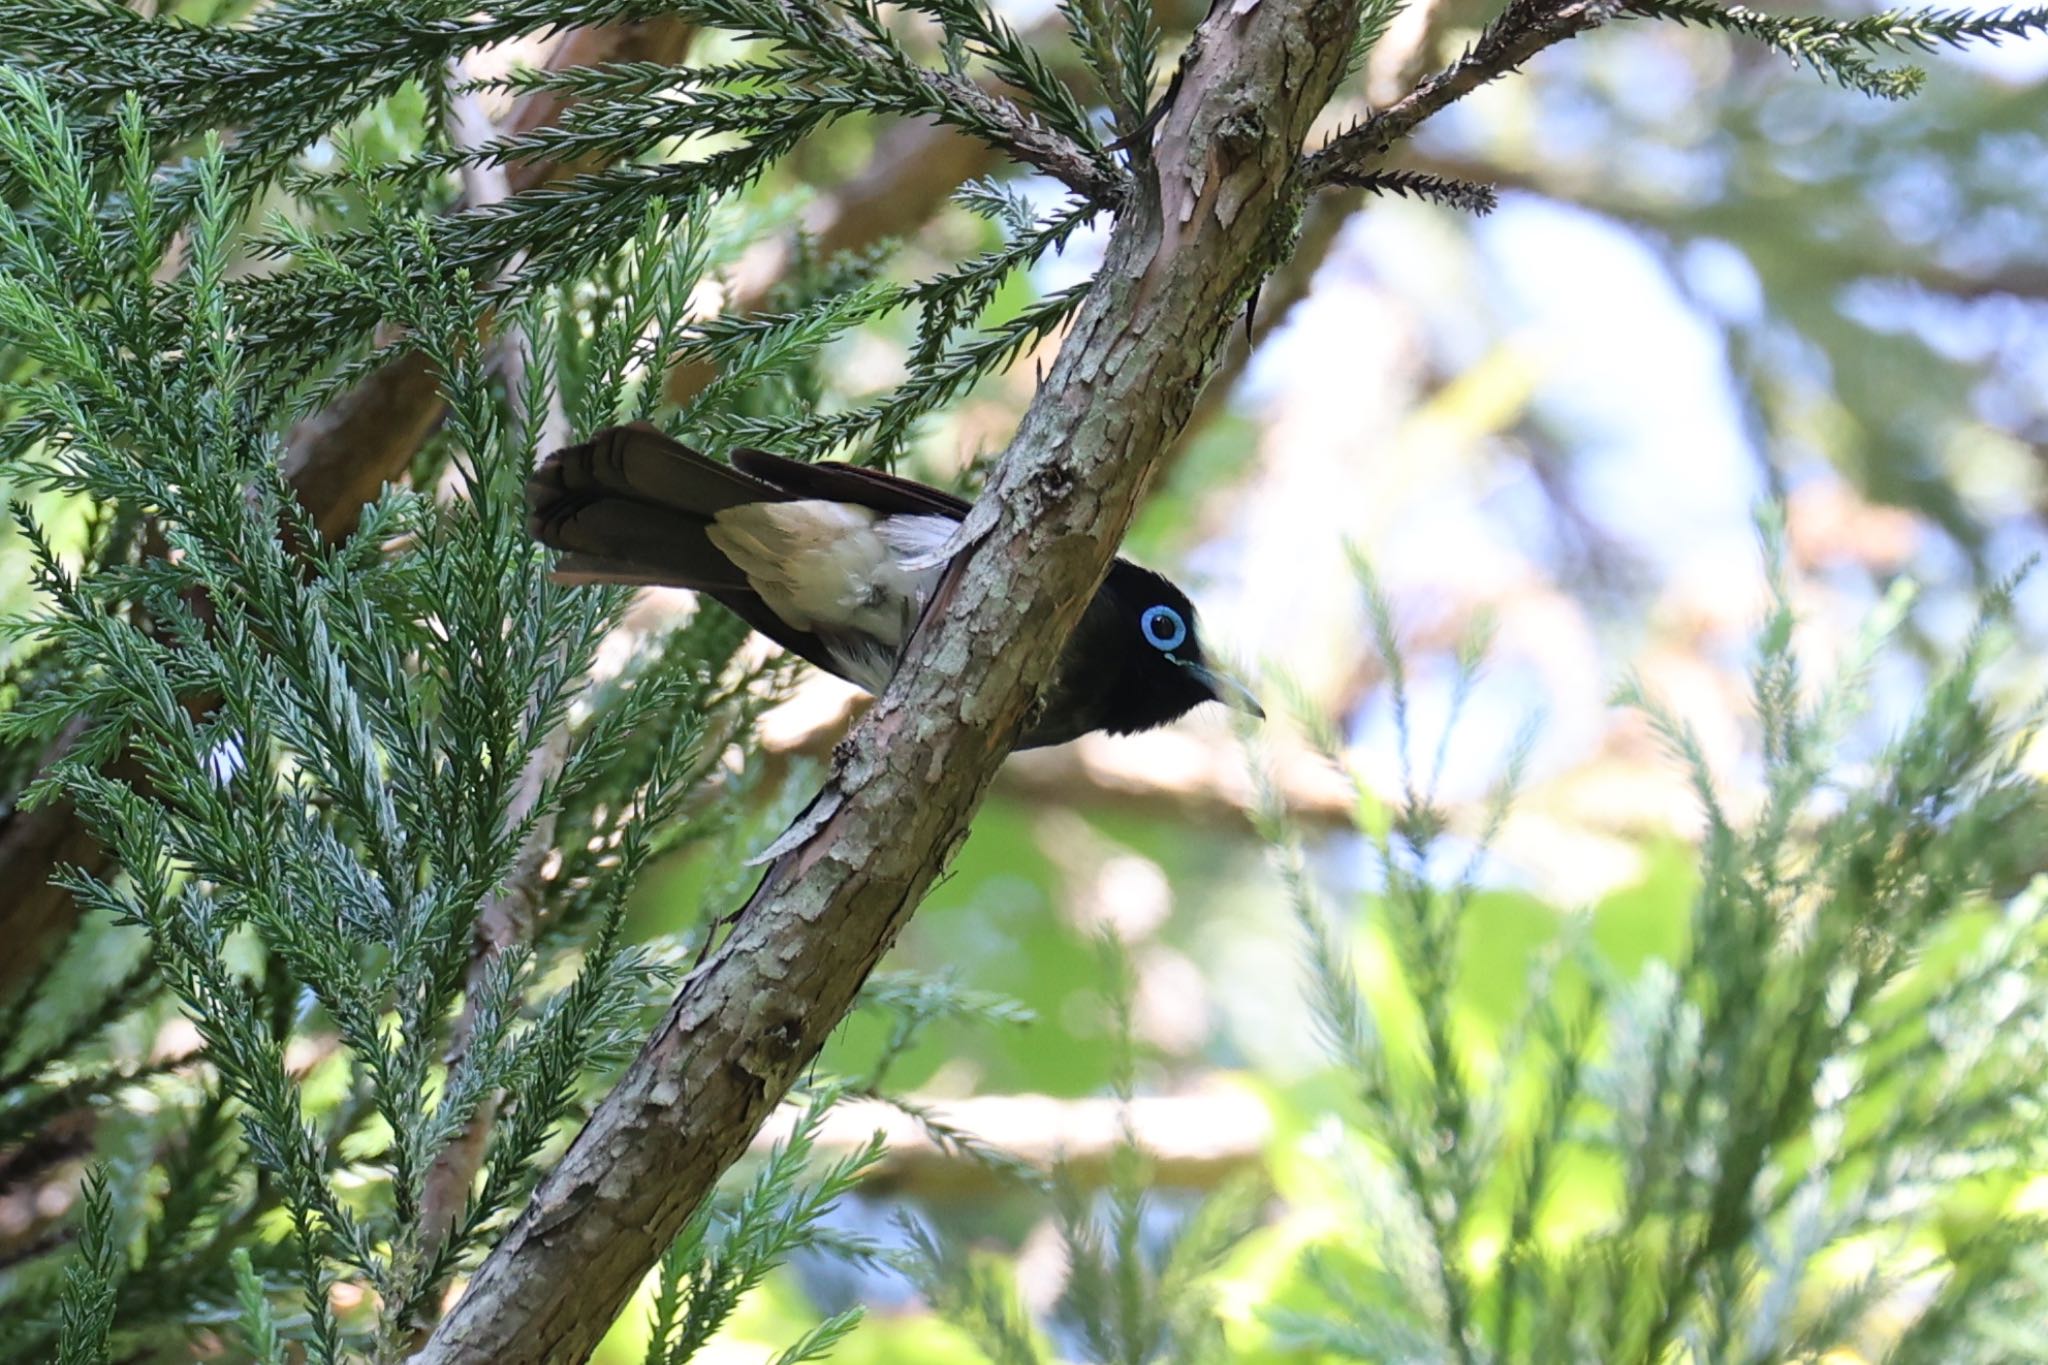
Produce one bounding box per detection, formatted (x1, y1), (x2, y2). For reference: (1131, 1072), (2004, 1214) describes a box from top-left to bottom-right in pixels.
(413, 0), (1369, 1356)
(918, 66), (1128, 206)
(1302, 0), (1618, 189)
(763, 0), (1128, 205)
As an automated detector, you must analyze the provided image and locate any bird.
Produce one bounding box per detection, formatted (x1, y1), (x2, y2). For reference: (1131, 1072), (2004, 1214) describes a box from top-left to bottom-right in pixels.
(524, 423), (1262, 749)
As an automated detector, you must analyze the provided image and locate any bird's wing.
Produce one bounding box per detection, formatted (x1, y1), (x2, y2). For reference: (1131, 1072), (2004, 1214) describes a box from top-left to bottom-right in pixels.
(719, 449), (974, 690)
(527, 425), (862, 680)
(529, 427), (977, 697)
(730, 447), (974, 519)
(526, 423), (788, 590)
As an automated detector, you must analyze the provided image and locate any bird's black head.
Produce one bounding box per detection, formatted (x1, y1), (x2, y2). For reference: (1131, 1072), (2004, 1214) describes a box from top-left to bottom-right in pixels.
(1095, 563), (1264, 737)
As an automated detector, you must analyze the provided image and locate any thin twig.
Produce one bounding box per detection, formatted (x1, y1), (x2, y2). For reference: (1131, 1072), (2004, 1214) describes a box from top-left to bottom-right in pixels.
(1302, 0), (1619, 189)
(777, 0), (1128, 205)
(1325, 167), (1497, 214)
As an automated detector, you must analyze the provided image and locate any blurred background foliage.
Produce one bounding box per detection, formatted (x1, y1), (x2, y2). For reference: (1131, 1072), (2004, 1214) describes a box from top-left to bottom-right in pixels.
(0, 0), (2044, 1358)
(625, 0), (2048, 1353)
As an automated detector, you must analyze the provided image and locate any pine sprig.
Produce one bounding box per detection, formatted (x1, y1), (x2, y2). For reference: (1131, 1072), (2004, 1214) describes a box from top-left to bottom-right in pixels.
(896, 0), (1105, 153)
(653, 188), (1096, 455)
(1326, 168), (1499, 215)
(710, 280), (1095, 461)
(53, 1168), (120, 1365)
(1058, 0), (1159, 138)
(1303, 0), (1618, 190)
(230, 1250), (289, 1365)
(1303, 0), (2048, 189)
(0, 76), (726, 1356)
(1619, 0), (2045, 98)
(644, 1088), (888, 1364)
(9, 0), (1127, 422)
(0, 0), (685, 155)
(650, 0), (1123, 203)
(1260, 537), (2048, 1362)
(899, 948), (1264, 1365)
(1635, 0), (2048, 56)
(897, 1219), (1049, 1365)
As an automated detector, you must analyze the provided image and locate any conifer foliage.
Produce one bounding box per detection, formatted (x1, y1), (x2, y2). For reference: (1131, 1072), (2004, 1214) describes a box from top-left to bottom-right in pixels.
(1261, 545), (2048, 1363)
(0, 0), (2041, 1359)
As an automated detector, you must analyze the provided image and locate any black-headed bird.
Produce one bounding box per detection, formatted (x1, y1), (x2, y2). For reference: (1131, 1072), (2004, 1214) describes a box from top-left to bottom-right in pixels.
(525, 424), (1262, 749)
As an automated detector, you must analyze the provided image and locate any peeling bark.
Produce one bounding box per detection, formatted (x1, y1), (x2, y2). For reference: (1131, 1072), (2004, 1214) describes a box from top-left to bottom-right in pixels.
(414, 0), (1365, 1356)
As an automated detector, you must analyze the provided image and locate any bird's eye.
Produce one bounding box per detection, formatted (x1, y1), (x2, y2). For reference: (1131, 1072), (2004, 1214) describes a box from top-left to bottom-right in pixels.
(1140, 604), (1187, 653)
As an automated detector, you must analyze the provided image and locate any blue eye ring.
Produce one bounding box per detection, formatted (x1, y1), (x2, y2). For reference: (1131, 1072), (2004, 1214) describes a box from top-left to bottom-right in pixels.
(1140, 605), (1187, 653)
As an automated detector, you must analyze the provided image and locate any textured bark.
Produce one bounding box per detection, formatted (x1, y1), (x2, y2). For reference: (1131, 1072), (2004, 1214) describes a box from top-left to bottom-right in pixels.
(413, 0), (1365, 1356)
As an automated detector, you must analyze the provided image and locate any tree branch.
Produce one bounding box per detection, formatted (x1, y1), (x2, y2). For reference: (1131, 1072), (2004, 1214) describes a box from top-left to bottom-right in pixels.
(665, 118), (999, 405)
(774, 0), (1127, 206)
(413, 0), (1368, 1354)
(921, 67), (1129, 206)
(749, 1089), (1272, 1198)
(1302, 0), (1617, 189)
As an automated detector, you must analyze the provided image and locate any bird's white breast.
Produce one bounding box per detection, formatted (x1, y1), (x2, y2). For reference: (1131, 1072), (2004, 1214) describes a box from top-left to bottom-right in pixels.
(707, 502), (955, 692)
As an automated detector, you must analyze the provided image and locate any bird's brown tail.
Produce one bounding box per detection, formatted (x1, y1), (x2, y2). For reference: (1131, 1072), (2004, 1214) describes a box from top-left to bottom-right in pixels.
(523, 423), (788, 588)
